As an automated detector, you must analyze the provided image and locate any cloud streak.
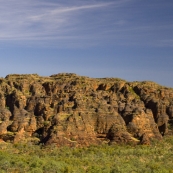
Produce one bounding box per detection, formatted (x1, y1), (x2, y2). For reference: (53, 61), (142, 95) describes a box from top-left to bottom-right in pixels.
(0, 1), (118, 41)
(0, 0), (172, 48)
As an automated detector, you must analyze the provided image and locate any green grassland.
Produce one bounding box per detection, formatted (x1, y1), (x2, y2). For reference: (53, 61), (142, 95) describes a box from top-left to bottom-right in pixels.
(0, 137), (173, 173)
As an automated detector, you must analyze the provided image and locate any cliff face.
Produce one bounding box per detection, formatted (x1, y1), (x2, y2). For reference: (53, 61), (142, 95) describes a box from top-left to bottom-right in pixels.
(0, 73), (173, 146)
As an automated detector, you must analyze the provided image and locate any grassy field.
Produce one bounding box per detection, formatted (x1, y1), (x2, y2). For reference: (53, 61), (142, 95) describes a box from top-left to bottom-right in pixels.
(0, 137), (173, 173)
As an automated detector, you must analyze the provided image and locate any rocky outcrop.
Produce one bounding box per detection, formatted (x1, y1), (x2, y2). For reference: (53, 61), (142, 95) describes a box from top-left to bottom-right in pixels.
(0, 73), (173, 146)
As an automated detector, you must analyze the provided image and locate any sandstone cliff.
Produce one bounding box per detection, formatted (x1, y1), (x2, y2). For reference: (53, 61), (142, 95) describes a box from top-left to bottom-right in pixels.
(0, 73), (173, 146)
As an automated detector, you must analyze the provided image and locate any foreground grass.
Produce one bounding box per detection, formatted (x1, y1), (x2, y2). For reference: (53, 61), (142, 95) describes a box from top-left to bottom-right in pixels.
(0, 137), (173, 173)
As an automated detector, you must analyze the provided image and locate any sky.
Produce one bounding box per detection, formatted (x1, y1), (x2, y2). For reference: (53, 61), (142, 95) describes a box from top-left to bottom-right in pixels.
(0, 0), (173, 87)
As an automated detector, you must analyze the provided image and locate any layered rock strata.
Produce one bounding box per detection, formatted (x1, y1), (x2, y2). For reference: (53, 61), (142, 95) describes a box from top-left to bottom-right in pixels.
(0, 73), (172, 146)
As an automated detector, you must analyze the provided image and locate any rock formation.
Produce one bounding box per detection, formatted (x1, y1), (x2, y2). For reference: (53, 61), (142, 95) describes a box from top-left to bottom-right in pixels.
(0, 73), (173, 146)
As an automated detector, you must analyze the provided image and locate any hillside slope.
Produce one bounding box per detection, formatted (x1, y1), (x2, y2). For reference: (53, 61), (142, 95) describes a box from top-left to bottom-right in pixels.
(0, 73), (173, 146)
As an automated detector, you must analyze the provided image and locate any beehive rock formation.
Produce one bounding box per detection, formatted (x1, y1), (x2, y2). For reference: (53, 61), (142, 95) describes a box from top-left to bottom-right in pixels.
(0, 73), (173, 146)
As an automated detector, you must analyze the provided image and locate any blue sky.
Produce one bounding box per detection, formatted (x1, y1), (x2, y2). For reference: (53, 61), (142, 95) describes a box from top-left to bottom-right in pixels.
(0, 0), (173, 87)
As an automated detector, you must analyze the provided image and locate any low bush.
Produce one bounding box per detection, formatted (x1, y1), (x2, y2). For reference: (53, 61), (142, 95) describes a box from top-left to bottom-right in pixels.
(0, 137), (173, 172)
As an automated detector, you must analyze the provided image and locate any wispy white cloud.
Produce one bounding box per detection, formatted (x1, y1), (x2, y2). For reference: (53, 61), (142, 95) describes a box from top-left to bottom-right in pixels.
(0, 0), (123, 42)
(157, 39), (173, 48)
(0, 0), (172, 48)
